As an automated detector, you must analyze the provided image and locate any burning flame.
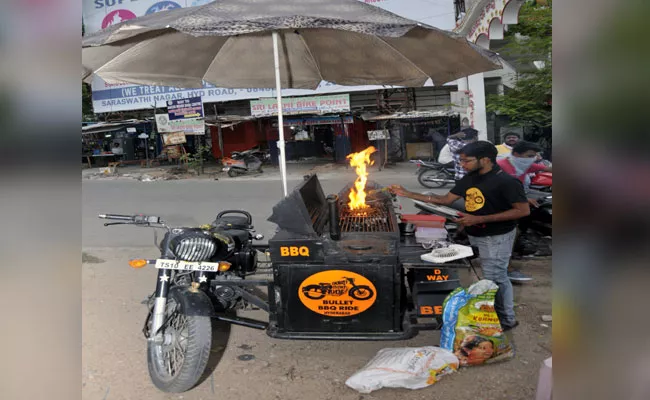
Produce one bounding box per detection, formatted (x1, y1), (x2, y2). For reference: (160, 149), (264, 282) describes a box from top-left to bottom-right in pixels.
(347, 146), (377, 210)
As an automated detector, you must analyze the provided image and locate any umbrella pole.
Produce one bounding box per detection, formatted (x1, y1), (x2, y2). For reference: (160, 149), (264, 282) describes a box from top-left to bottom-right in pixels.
(272, 31), (288, 197)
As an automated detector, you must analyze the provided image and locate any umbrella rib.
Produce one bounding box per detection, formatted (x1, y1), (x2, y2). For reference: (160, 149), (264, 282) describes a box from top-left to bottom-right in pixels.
(295, 31), (325, 83)
(373, 35), (433, 85)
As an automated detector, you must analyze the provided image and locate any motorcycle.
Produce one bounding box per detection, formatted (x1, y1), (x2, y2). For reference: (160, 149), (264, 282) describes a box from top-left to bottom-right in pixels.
(98, 211), (266, 393)
(222, 152), (263, 177)
(410, 159), (456, 189)
(232, 146), (271, 165)
(530, 171), (552, 192)
(412, 189), (552, 256)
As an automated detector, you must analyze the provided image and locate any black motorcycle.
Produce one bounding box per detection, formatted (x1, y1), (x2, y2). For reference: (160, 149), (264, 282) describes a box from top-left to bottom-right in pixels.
(99, 210), (266, 393)
(410, 159), (456, 189)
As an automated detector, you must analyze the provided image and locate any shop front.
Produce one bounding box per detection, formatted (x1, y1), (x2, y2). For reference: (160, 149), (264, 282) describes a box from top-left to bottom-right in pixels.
(82, 120), (156, 167)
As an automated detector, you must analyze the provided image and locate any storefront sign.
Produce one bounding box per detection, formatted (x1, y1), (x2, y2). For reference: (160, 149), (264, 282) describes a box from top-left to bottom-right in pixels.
(250, 94), (350, 117)
(167, 97), (204, 120)
(367, 129), (390, 140)
(298, 270), (377, 317)
(156, 113), (204, 135)
(83, 0), (455, 113)
(161, 132), (187, 146)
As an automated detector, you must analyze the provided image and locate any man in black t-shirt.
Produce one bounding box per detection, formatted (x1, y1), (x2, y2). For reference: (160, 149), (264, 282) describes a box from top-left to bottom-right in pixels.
(389, 141), (530, 330)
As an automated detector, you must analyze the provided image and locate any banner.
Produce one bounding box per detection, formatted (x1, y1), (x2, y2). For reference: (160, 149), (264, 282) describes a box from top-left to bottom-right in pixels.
(83, 0), (455, 113)
(156, 113), (204, 135)
(167, 97), (204, 119)
(250, 94), (350, 117)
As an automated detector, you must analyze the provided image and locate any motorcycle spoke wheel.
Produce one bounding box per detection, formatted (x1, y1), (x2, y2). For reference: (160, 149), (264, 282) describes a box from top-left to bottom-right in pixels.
(147, 291), (212, 393)
(417, 169), (449, 189)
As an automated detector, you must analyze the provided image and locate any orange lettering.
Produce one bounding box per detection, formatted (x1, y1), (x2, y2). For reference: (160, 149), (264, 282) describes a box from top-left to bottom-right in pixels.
(420, 306), (434, 315)
(434, 306), (443, 315)
(280, 247), (289, 256)
(434, 269), (441, 274)
(290, 247), (299, 256)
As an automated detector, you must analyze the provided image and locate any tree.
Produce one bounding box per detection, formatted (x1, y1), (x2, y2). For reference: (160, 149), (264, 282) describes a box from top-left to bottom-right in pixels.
(82, 20), (96, 121)
(486, 1), (552, 128)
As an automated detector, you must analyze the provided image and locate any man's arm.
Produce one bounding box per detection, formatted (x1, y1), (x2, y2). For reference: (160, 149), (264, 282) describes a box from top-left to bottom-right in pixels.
(456, 202), (530, 226)
(388, 185), (461, 206)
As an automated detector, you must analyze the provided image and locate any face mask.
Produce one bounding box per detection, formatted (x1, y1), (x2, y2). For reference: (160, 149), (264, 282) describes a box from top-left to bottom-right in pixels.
(509, 156), (536, 176)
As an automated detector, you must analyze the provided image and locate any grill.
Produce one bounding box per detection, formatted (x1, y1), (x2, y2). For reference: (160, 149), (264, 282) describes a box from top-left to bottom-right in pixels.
(339, 203), (394, 233)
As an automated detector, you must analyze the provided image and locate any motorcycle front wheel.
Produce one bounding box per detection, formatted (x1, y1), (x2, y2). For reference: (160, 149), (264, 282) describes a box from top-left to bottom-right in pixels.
(147, 290), (212, 393)
(227, 169), (239, 177)
(417, 169), (449, 189)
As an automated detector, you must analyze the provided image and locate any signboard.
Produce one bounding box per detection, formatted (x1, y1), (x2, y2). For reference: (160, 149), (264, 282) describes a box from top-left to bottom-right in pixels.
(367, 129), (390, 140)
(161, 132), (187, 146)
(167, 97), (204, 120)
(250, 94), (350, 117)
(83, 0), (455, 113)
(156, 112), (205, 135)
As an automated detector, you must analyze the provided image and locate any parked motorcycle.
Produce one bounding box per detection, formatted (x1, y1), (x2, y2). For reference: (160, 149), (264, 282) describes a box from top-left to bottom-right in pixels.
(410, 159), (456, 188)
(530, 171), (552, 192)
(98, 211), (266, 393)
(222, 152), (263, 177)
(232, 146), (271, 165)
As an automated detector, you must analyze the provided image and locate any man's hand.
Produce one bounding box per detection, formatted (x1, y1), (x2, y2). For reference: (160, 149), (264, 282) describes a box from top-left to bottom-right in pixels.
(528, 198), (540, 208)
(454, 212), (485, 227)
(388, 185), (410, 197)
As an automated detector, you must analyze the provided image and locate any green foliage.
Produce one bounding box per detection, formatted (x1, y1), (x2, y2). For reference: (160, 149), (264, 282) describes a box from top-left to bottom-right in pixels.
(180, 145), (211, 175)
(82, 83), (96, 121)
(486, 1), (552, 128)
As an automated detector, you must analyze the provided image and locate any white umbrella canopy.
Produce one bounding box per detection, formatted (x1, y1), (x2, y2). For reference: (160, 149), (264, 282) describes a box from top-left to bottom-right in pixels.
(82, 0), (502, 195)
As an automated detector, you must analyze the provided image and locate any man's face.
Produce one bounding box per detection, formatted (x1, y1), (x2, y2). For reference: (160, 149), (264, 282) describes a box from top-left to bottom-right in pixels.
(505, 135), (519, 146)
(459, 154), (482, 172)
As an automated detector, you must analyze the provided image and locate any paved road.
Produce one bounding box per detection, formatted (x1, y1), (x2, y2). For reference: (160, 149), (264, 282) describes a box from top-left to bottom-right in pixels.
(82, 174), (550, 400)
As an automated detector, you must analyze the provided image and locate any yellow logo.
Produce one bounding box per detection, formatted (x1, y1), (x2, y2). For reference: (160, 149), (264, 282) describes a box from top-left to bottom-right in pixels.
(298, 270), (377, 317)
(280, 246), (310, 257)
(465, 187), (485, 212)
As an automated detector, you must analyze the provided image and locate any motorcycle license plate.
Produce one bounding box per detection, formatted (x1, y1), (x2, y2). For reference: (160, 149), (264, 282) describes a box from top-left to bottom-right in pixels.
(155, 259), (222, 272)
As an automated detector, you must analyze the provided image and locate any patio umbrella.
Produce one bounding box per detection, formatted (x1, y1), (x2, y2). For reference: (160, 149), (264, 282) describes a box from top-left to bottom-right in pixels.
(82, 0), (502, 196)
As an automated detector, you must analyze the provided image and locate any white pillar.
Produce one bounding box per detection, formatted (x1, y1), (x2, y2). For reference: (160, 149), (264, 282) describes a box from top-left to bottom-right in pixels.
(468, 73), (488, 141)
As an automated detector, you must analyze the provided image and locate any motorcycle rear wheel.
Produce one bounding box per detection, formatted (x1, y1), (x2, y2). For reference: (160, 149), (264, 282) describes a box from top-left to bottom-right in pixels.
(147, 290), (212, 393)
(227, 169), (239, 177)
(417, 169), (449, 189)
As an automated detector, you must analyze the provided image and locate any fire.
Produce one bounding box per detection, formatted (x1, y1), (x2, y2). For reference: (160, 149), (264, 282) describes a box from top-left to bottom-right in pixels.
(347, 146), (377, 210)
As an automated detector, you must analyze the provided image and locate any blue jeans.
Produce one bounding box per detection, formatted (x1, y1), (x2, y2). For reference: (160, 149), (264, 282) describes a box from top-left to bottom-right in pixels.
(468, 229), (517, 326)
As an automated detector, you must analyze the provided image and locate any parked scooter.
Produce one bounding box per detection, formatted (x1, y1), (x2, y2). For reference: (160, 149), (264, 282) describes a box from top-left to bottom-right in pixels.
(232, 146), (271, 165)
(410, 159), (456, 188)
(222, 152), (263, 177)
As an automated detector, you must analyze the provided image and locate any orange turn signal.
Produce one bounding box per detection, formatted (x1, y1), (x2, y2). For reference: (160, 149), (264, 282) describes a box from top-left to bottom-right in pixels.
(217, 262), (231, 272)
(129, 259), (148, 269)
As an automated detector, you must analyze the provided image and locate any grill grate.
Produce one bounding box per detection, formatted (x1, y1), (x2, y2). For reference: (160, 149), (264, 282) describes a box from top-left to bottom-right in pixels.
(307, 204), (327, 234)
(339, 204), (394, 233)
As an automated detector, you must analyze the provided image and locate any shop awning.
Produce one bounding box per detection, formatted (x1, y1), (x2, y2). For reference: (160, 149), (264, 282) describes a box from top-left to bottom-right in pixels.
(82, 119), (150, 135)
(361, 109), (458, 121)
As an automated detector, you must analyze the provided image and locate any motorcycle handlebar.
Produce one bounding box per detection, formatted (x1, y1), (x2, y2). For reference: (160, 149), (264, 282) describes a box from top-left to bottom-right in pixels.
(99, 214), (135, 221)
(99, 214), (162, 224)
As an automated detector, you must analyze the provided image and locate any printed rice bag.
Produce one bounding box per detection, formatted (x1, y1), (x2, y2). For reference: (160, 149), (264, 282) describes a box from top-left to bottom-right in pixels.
(345, 347), (459, 393)
(440, 280), (514, 367)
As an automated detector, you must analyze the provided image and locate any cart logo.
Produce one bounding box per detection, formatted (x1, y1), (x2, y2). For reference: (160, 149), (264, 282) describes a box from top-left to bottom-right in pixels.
(298, 270), (377, 317)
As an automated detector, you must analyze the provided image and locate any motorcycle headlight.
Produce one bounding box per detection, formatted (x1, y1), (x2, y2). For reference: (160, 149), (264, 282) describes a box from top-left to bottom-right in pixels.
(170, 230), (217, 262)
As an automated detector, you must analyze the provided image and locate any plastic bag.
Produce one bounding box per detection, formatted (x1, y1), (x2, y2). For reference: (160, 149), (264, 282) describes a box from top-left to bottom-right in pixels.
(440, 280), (514, 367)
(345, 347), (459, 393)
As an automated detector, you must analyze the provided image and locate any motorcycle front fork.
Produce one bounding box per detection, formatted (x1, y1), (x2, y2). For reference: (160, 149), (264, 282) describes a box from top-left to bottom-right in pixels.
(149, 268), (171, 343)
